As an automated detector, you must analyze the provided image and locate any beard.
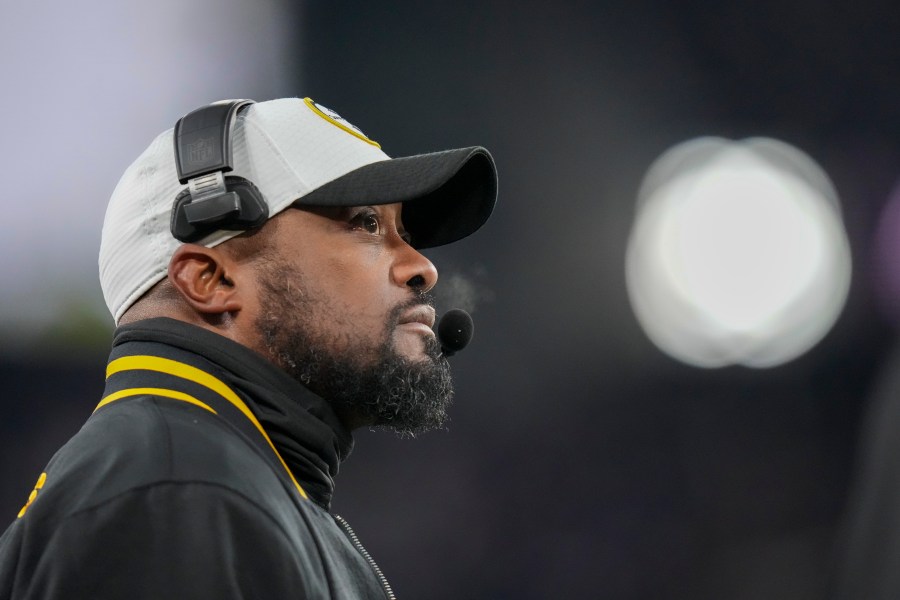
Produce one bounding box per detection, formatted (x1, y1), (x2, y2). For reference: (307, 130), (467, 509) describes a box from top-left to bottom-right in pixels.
(255, 260), (454, 436)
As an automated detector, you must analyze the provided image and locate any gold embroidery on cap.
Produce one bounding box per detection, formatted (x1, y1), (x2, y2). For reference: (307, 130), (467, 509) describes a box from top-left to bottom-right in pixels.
(304, 97), (381, 148)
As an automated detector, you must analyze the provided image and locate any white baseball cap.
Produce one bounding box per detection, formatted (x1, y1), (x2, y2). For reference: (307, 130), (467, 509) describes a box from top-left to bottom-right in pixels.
(99, 97), (497, 323)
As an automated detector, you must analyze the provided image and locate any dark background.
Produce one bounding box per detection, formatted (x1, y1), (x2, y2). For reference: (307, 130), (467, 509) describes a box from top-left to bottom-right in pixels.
(4, 1), (900, 598)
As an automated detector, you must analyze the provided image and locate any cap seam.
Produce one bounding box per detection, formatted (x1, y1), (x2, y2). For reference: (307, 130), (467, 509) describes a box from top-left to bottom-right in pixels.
(242, 114), (310, 198)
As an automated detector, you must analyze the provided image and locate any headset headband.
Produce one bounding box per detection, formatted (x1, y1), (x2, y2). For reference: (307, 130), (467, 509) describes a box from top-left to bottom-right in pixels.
(170, 99), (268, 242)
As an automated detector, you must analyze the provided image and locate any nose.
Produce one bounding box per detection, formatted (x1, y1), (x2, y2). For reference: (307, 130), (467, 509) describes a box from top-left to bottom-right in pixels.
(391, 239), (438, 293)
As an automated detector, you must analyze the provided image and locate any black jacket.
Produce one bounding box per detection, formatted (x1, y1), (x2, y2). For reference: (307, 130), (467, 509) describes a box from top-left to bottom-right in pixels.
(0, 318), (394, 599)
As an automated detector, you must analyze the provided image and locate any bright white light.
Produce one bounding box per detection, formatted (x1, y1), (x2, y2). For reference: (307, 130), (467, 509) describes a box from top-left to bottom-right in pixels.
(626, 137), (852, 368)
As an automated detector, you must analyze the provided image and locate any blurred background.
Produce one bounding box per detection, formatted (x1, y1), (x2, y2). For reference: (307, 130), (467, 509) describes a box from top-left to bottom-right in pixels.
(4, 1), (900, 598)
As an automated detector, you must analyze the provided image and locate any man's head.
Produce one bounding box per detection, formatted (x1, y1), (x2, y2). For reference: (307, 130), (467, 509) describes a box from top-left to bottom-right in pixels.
(100, 97), (496, 433)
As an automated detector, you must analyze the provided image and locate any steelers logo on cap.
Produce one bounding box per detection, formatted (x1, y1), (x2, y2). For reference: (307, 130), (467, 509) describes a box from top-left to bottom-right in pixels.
(303, 97), (380, 148)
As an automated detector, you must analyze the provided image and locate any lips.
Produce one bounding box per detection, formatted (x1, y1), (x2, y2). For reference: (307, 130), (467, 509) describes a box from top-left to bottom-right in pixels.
(398, 305), (436, 330)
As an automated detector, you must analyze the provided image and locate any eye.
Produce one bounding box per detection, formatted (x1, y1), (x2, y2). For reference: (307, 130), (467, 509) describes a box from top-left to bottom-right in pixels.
(349, 208), (382, 235)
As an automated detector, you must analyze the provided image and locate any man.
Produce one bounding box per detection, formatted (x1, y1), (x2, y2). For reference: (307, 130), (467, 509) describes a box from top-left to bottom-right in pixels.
(0, 97), (497, 598)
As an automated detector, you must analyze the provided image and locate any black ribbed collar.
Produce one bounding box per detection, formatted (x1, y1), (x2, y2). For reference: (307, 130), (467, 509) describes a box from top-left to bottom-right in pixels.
(110, 317), (354, 510)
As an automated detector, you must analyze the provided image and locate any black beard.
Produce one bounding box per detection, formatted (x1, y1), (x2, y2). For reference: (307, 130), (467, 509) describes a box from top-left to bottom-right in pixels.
(255, 262), (454, 436)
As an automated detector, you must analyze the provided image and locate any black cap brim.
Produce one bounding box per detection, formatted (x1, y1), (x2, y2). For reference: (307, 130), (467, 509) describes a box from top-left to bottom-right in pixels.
(295, 146), (497, 249)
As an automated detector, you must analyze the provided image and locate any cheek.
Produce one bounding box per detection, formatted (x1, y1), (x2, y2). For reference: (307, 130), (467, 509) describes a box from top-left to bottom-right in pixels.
(315, 253), (395, 325)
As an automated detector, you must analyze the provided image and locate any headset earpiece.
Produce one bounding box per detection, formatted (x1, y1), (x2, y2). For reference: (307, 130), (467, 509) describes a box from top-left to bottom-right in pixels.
(171, 176), (268, 243)
(170, 99), (269, 243)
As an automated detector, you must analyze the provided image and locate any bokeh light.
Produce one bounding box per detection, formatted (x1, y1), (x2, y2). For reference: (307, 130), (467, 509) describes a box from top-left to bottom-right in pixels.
(626, 137), (852, 368)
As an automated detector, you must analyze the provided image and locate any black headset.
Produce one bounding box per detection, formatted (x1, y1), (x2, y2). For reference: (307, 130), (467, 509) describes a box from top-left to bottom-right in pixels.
(170, 99), (269, 243)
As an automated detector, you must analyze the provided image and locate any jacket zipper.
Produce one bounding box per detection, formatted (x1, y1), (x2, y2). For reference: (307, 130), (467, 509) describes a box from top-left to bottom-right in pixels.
(333, 514), (397, 600)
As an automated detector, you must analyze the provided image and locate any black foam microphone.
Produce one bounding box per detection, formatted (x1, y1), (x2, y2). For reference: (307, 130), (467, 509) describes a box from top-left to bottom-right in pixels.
(437, 309), (474, 357)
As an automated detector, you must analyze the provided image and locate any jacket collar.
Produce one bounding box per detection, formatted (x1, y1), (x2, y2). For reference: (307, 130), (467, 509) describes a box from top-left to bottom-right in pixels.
(108, 317), (354, 510)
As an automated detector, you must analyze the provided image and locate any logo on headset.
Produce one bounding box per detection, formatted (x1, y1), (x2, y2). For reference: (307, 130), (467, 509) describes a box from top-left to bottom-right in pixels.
(187, 137), (215, 165)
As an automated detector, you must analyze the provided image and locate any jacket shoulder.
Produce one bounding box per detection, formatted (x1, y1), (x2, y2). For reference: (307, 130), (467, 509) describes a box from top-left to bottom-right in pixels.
(1, 478), (330, 598)
(0, 396), (333, 598)
(26, 395), (292, 521)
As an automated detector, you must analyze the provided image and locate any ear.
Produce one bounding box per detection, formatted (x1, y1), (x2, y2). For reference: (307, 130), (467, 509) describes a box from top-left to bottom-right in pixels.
(167, 244), (243, 316)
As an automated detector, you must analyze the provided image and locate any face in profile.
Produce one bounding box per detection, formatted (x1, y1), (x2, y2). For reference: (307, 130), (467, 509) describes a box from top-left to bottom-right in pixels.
(251, 203), (454, 435)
